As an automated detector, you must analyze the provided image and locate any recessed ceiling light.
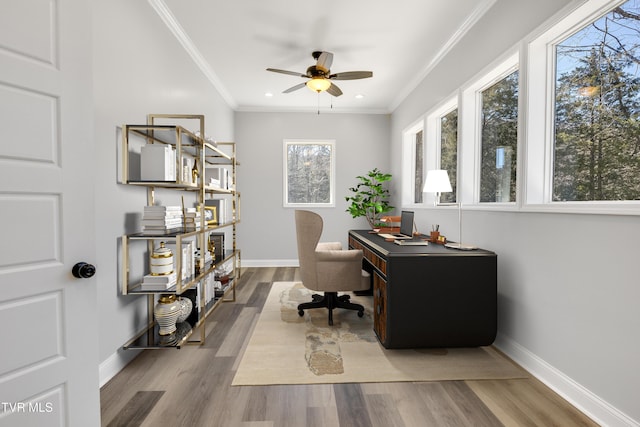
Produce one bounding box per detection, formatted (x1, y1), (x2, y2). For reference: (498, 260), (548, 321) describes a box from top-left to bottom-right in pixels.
(265, 92), (273, 97)
(355, 94), (364, 99)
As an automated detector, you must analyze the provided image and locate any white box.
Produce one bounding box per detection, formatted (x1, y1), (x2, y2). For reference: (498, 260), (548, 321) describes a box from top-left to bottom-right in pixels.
(141, 144), (176, 181)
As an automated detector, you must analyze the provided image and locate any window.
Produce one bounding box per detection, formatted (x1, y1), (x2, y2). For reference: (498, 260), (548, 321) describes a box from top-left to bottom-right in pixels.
(424, 96), (458, 206)
(414, 130), (424, 203)
(401, 121), (425, 206)
(553, 0), (640, 201)
(439, 108), (458, 203)
(480, 70), (519, 203)
(283, 140), (335, 207)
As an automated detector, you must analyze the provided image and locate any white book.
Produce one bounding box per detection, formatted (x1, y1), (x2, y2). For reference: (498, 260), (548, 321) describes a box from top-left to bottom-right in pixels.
(139, 282), (176, 291)
(140, 145), (176, 181)
(143, 211), (183, 220)
(144, 205), (182, 212)
(141, 218), (183, 226)
(141, 272), (177, 284)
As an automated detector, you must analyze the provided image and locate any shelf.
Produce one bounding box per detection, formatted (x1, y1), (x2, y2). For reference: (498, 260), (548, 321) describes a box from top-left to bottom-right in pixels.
(123, 319), (195, 349)
(123, 281), (235, 349)
(119, 114), (240, 349)
(125, 250), (239, 295)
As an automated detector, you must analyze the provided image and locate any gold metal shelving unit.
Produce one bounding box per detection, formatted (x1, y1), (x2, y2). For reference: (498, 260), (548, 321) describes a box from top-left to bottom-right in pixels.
(119, 114), (240, 349)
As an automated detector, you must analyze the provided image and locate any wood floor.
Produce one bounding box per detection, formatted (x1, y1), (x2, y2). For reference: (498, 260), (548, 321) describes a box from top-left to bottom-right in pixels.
(100, 267), (599, 427)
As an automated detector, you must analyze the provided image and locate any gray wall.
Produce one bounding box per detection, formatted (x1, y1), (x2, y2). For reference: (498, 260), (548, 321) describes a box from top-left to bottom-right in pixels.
(391, 0), (639, 425)
(235, 112), (390, 264)
(92, 0), (234, 382)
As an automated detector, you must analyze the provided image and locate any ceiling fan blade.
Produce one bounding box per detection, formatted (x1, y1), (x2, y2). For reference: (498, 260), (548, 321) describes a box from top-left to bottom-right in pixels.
(327, 82), (343, 97)
(283, 82), (306, 93)
(316, 51), (333, 72)
(267, 68), (306, 78)
(329, 71), (373, 80)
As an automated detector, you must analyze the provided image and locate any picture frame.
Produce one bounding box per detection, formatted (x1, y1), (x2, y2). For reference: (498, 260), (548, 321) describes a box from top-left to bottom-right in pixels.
(203, 206), (217, 225)
(208, 232), (225, 260)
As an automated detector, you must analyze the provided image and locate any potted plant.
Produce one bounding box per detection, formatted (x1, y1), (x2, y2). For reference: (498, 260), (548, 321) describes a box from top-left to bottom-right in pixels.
(345, 168), (394, 229)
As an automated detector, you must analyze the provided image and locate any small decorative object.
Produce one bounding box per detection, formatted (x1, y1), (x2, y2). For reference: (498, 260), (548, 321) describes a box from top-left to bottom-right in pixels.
(150, 241), (174, 276)
(345, 168), (393, 229)
(154, 294), (181, 335)
(191, 156), (199, 184)
(176, 296), (193, 323)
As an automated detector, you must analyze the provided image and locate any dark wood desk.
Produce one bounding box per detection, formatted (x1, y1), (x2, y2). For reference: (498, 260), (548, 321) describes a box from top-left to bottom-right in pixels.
(348, 230), (497, 349)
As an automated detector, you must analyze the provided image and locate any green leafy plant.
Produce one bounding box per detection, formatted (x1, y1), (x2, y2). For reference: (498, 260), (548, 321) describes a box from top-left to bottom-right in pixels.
(345, 168), (394, 228)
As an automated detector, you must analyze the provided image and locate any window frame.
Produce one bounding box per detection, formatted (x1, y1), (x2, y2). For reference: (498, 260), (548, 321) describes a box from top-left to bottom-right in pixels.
(401, 120), (425, 207)
(283, 139), (336, 208)
(460, 51), (520, 209)
(425, 96), (459, 206)
(526, 0), (640, 214)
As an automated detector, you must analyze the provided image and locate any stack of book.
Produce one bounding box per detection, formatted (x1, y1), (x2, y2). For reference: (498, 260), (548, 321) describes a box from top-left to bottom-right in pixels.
(142, 206), (183, 235)
(206, 167), (231, 190)
(183, 208), (201, 232)
(139, 271), (177, 291)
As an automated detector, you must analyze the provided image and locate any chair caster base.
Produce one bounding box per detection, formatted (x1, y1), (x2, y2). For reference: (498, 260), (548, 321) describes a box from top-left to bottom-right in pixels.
(297, 292), (365, 326)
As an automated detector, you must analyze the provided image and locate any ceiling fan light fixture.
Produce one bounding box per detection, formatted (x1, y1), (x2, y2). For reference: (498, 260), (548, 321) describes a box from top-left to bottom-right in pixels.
(306, 77), (331, 93)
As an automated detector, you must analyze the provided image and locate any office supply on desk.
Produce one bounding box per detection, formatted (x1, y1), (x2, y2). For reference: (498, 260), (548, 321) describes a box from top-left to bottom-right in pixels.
(378, 210), (415, 240)
(393, 239), (429, 246)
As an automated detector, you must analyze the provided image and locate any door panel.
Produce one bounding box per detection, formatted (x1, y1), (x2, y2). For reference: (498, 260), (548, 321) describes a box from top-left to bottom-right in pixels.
(0, 0), (99, 425)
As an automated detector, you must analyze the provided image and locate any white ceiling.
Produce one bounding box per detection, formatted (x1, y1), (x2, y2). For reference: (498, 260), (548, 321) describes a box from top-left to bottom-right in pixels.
(154, 0), (496, 113)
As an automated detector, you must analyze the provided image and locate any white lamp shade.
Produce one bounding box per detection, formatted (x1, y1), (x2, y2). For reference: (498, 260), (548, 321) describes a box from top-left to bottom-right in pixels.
(423, 169), (452, 193)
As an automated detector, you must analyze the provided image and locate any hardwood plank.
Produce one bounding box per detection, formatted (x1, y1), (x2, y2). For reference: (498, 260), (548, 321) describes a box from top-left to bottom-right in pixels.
(414, 382), (472, 427)
(333, 383), (374, 427)
(105, 391), (163, 427)
(361, 382), (439, 426)
(467, 378), (598, 427)
(364, 393), (406, 427)
(245, 282), (272, 308)
(215, 306), (259, 357)
(441, 381), (502, 426)
(263, 384), (308, 427)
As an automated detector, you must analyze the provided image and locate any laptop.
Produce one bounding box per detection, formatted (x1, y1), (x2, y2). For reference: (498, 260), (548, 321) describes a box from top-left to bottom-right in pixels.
(379, 211), (415, 240)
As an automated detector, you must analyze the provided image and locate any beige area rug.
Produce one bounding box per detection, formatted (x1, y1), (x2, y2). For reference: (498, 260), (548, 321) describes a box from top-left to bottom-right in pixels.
(232, 282), (527, 386)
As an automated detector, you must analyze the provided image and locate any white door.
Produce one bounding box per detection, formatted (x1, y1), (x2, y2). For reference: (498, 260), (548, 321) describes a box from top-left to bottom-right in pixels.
(0, 0), (100, 426)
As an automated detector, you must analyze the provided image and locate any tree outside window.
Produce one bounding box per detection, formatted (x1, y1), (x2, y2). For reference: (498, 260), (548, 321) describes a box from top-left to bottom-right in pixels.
(480, 71), (519, 203)
(554, 0), (640, 201)
(414, 130), (424, 203)
(440, 109), (458, 203)
(284, 141), (335, 207)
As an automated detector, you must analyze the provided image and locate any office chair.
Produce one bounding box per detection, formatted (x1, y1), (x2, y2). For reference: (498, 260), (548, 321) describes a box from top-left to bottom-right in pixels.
(294, 210), (370, 325)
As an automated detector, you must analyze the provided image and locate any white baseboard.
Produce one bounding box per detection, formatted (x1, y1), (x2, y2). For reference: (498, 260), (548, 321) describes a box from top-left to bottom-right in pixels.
(99, 348), (142, 388)
(494, 333), (638, 427)
(242, 259), (299, 267)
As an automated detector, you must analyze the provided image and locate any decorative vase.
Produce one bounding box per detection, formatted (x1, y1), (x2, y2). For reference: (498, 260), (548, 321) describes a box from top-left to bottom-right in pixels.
(176, 296), (193, 323)
(154, 294), (180, 335)
(150, 241), (174, 276)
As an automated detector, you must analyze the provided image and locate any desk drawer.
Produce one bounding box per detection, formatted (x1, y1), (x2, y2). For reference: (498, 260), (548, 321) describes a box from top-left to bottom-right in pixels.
(349, 236), (387, 276)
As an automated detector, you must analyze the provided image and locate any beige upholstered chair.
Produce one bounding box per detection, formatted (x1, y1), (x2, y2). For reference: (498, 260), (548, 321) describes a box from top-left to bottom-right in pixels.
(294, 210), (370, 325)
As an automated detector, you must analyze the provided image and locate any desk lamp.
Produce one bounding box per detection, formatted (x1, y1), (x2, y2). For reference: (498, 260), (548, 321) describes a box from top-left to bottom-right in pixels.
(423, 169), (476, 250)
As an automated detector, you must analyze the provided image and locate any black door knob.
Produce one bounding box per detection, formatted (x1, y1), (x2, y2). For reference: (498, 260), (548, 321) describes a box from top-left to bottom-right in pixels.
(72, 262), (96, 279)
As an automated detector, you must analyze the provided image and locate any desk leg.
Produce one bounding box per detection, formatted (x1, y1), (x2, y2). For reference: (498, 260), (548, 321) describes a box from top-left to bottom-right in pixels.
(373, 272), (387, 345)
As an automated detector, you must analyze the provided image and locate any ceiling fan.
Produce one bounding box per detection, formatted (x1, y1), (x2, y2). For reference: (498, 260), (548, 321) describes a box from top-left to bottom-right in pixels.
(266, 51), (373, 97)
